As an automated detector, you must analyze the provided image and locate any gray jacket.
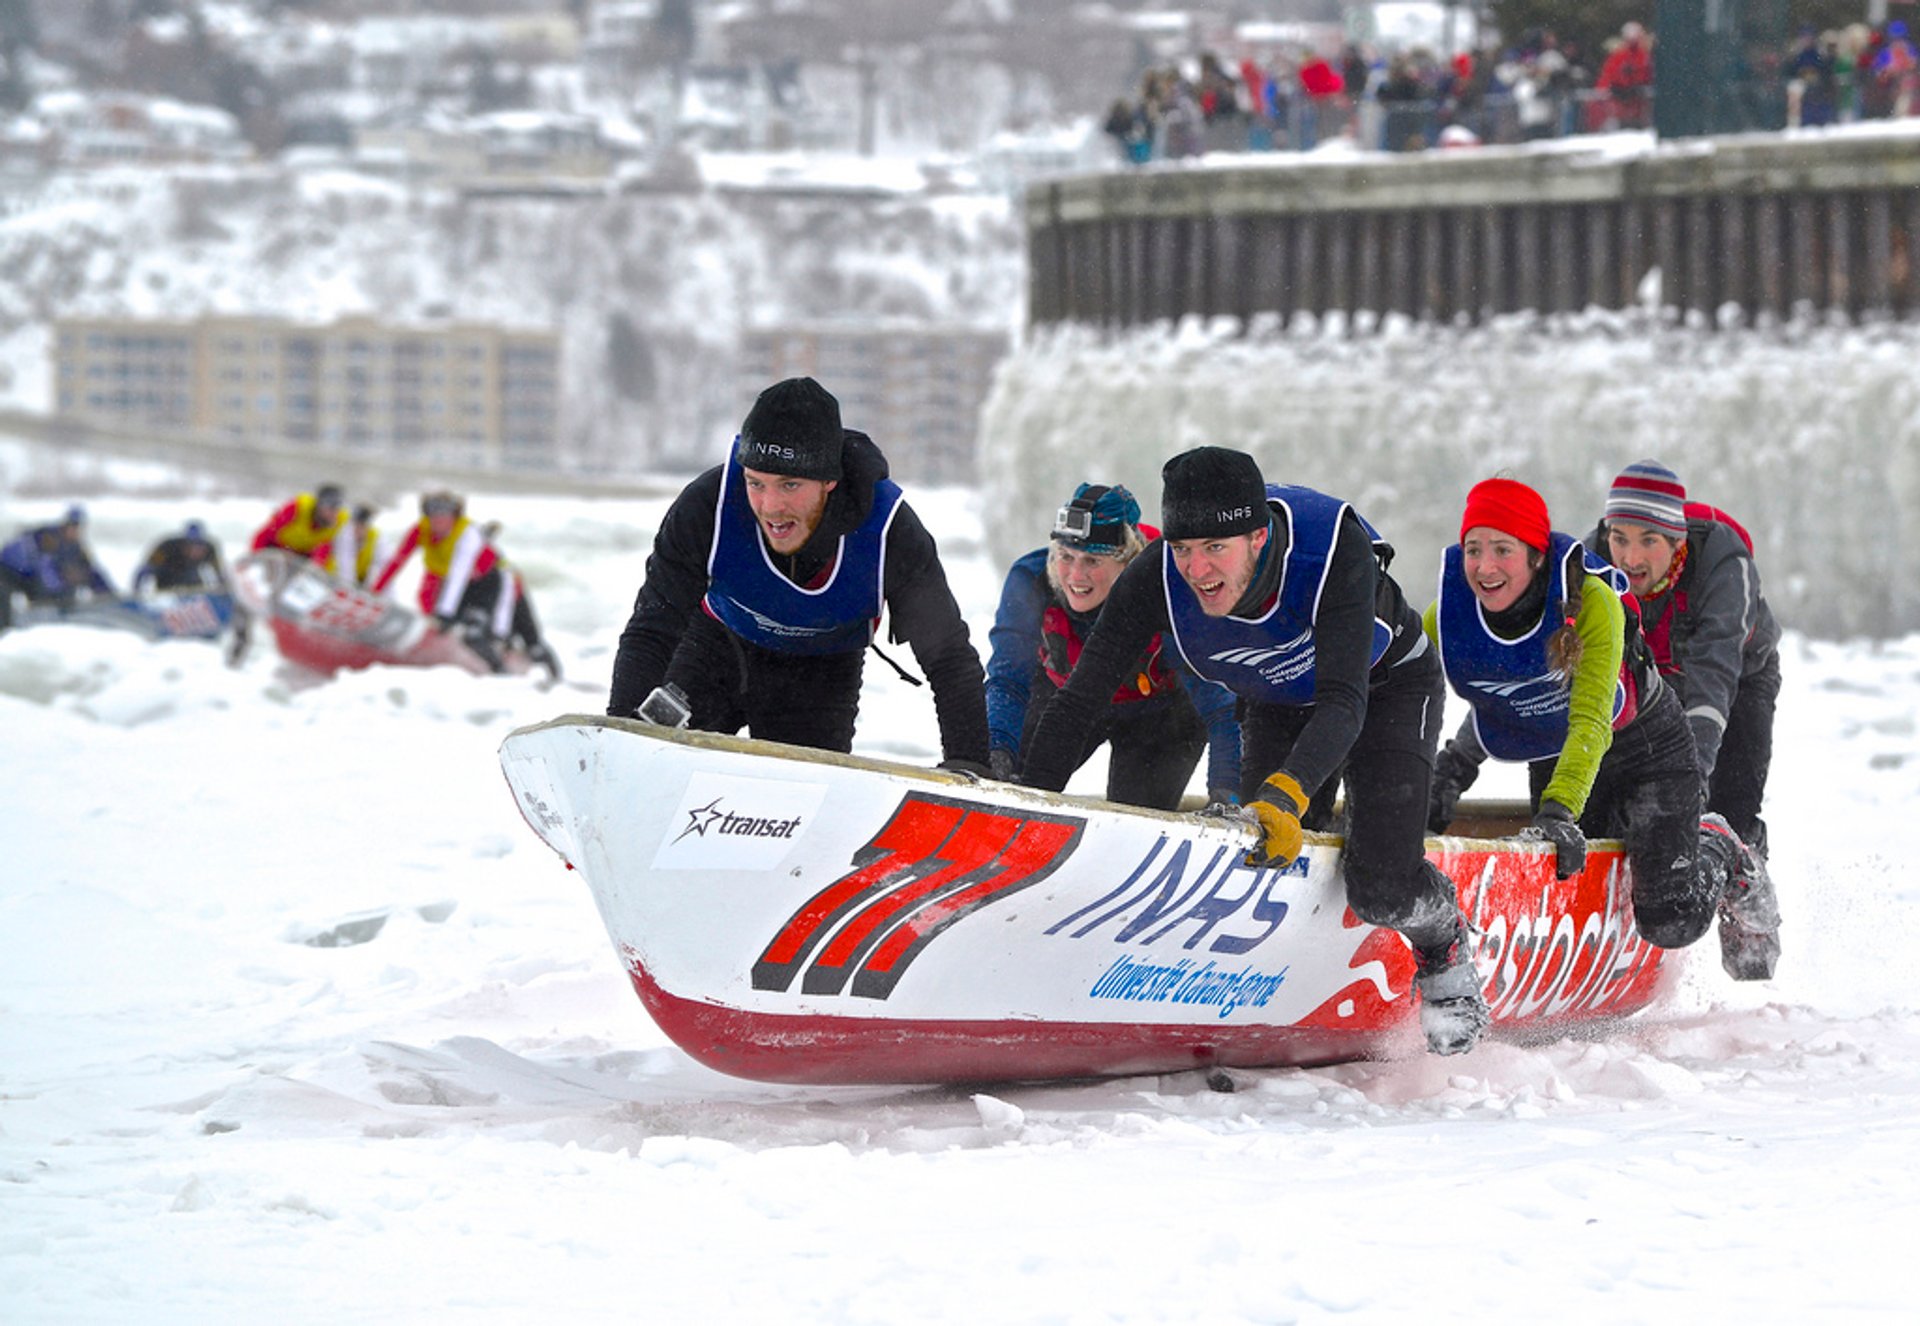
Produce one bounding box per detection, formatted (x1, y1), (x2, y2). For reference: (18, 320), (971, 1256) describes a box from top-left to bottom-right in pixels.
(1588, 516), (1780, 780)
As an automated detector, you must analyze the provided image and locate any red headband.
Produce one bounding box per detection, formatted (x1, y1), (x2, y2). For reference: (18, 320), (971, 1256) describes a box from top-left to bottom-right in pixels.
(1460, 478), (1550, 553)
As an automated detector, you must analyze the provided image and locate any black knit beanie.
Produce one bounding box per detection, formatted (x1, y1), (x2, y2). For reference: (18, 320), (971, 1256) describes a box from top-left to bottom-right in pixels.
(736, 377), (844, 481)
(1159, 446), (1268, 541)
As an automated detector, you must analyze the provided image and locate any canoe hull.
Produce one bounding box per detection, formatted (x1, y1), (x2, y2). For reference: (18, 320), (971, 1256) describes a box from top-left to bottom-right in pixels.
(235, 550), (522, 676)
(500, 717), (1669, 1084)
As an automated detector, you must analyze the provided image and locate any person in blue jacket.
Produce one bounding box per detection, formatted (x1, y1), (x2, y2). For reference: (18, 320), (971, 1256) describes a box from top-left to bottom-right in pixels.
(0, 506), (117, 632)
(984, 481), (1241, 810)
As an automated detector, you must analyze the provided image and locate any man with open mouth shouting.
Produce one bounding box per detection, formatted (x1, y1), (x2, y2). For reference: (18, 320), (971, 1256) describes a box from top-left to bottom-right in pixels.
(608, 376), (989, 771)
(1016, 445), (1486, 1056)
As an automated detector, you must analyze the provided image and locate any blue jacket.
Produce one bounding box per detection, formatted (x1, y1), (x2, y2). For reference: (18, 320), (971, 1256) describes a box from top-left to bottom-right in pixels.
(2, 526), (111, 598)
(986, 546), (1242, 794)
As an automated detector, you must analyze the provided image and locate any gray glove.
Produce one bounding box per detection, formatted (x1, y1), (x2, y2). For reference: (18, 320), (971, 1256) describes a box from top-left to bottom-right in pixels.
(1524, 799), (1587, 879)
(1196, 790), (1241, 818)
(987, 747), (1018, 781)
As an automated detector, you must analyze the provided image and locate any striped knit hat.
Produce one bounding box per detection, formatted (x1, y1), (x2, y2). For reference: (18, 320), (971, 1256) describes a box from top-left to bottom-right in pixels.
(1604, 459), (1688, 537)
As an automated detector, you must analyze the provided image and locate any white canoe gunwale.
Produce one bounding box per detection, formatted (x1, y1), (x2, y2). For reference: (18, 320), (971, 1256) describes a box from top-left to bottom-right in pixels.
(499, 715), (1669, 1085)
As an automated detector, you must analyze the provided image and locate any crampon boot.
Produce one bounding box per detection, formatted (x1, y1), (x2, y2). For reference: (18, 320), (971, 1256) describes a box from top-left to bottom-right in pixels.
(1700, 813), (1781, 981)
(1413, 921), (1490, 1056)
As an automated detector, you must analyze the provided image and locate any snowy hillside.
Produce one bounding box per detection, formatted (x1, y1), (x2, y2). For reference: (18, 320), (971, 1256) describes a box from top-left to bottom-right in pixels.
(0, 162), (1023, 473)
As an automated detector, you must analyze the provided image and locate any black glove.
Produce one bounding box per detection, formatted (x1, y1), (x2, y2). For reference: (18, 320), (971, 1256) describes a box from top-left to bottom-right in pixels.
(1526, 799), (1587, 879)
(1427, 736), (1484, 834)
(987, 748), (1017, 781)
(432, 613), (457, 634)
(938, 758), (991, 782)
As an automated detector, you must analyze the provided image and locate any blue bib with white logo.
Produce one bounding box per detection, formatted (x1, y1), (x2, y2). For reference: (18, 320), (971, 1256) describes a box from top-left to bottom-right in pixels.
(1164, 484), (1392, 705)
(1436, 531), (1628, 761)
(703, 456), (901, 655)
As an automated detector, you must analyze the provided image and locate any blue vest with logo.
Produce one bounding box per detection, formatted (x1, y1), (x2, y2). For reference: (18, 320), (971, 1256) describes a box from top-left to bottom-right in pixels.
(1435, 531), (1628, 762)
(702, 456), (902, 655)
(1164, 484), (1393, 705)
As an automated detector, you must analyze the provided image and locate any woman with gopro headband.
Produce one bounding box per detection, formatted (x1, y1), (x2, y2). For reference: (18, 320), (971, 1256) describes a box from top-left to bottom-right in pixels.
(984, 481), (1240, 810)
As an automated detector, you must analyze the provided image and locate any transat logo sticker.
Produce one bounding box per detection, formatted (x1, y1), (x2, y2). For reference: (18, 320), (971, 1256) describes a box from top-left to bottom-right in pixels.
(753, 791), (1084, 1001)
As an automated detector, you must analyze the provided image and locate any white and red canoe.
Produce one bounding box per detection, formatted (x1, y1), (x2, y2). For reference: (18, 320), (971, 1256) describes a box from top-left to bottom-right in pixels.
(234, 549), (527, 677)
(498, 716), (1672, 1085)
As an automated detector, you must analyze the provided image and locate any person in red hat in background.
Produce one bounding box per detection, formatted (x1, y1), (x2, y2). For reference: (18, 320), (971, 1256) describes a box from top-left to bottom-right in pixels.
(1423, 476), (1780, 982)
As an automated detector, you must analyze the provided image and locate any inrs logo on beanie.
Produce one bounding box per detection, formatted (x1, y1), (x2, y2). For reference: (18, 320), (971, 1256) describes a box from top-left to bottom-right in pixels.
(1159, 446), (1269, 542)
(737, 377), (845, 482)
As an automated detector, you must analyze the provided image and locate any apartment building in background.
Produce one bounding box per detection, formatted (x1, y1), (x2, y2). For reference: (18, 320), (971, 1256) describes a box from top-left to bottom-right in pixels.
(52, 314), (561, 471)
(737, 323), (1010, 485)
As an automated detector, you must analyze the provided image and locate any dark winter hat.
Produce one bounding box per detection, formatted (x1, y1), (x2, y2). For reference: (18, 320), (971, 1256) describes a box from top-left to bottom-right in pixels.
(1051, 482), (1141, 555)
(1605, 459), (1687, 538)
(1159, 447), (1268, 542)
(1460, 477), (1550, 553)
(63, 504), (85, 526)
(736, 377), (844, 482)
(315, 484), (344, 509)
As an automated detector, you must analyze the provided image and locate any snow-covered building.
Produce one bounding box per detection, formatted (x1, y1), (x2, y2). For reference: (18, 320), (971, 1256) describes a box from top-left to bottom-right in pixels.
(52, 314), (562, 474)
(739, 322), (1010, 484)
(29, 91), (250, 168)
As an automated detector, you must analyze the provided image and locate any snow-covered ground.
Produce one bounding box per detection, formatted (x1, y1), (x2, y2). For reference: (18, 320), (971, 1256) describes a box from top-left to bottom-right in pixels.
(4, 479), (1919, 1323)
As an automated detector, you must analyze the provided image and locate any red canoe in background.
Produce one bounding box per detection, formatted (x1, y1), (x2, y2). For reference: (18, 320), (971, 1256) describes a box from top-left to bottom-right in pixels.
(235, 549), (526, 677)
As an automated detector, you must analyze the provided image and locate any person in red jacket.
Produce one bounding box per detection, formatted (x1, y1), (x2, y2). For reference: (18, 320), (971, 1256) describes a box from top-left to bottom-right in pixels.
(373, 491), (557, 676)
(1596, 21), (1654, 129)
(251, 485), (347, 562)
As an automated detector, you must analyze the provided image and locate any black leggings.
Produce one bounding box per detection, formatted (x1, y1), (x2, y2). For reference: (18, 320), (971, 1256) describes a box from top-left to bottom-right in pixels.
(1708, 652), (1780, 858)
(456, 568), (544, 648)
(1529, 683), (1717, 949)
(1018, 682), (1206, 811)
(1240, 650), (1460, 953)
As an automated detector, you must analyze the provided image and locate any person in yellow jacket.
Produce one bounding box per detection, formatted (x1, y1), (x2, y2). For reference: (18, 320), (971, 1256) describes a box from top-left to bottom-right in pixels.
(250, 484), (346, 561)
(327, 504), (395, 588)
(373, 491), (559, 677)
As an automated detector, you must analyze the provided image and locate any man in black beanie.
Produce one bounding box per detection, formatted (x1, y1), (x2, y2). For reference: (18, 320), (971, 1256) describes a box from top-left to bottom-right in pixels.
(609, 377), (989, 768)
(1018, 445), (1489, 1057)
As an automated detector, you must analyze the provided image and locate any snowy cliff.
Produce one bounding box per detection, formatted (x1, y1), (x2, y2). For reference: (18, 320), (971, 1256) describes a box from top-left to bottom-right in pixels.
(0, 162), (1023, 474)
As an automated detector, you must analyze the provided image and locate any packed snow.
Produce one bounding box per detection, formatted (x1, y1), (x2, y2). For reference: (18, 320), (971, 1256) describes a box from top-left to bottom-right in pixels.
(4, 463), (1919, 1323)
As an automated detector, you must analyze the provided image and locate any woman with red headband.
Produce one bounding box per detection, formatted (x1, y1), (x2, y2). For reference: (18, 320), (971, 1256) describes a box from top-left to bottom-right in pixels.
(1422, 478), (1780, 982)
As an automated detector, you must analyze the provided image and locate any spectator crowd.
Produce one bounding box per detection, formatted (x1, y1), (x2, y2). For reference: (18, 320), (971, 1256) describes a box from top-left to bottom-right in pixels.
(1103, 17), (1920, 164)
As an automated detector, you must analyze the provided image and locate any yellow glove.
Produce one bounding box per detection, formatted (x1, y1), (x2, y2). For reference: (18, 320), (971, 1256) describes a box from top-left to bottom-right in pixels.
(1244, 772), (1307, 868)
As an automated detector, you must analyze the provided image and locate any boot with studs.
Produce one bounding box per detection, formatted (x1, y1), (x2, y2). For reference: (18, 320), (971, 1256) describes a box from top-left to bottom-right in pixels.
(1412, 917), (1490, 1056)
(1700, 813), (1782, 981)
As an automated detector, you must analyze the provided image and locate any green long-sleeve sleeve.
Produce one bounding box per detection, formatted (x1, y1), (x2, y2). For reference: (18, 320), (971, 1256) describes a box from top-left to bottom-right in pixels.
(1538, 576), (1624, 816)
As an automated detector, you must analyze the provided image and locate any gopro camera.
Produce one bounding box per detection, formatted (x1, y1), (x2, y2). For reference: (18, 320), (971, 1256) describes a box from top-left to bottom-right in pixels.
(636, 682), (693, 729)
(1052, 502), (1094, 542)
